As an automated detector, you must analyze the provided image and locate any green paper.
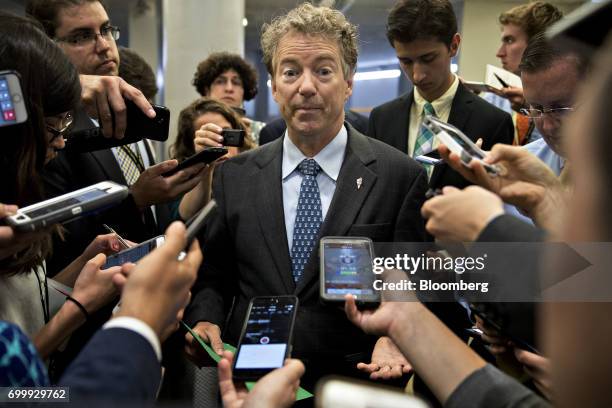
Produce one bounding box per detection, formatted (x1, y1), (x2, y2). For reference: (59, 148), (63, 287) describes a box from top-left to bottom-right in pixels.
(181, 321), (313, 401)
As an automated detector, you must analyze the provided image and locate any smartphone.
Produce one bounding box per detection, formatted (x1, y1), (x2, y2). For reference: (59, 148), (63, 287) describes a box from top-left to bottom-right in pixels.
(162, 147), (228, 177)
(319, 237), (380, 304)
(104, 235), (165, 268)
(184, 199), (217, 248)
(415, 149), (442, 166)
(315, 378), (429, 408)
(63, 102), (170, 152)
(5, 181), (128, 232)
(232, 295), (298, 381)
(0, 70), (28, 127)
(222, 129), (245, 147)
(463, 81), (500, 94)
(422, 115), (500, 175)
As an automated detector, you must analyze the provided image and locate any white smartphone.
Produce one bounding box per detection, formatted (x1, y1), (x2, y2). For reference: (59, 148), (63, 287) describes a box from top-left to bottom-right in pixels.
(5, 181), (128, 232)
(319, 236), (380, 304)
(422, 115), (500, 175)
(0, 70), (28, 127)
(316, 378), (429, 408)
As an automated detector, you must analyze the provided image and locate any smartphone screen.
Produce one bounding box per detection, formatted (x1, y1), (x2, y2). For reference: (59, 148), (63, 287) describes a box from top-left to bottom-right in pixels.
(104, 235), (165, 268)
(321, 238), (378, 302)
(0, 72), (28, 127)
(233, 296), (298, 380)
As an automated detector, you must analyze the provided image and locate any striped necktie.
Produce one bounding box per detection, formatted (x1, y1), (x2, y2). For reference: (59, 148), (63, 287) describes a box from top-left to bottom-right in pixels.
(414, 102), (437, 157)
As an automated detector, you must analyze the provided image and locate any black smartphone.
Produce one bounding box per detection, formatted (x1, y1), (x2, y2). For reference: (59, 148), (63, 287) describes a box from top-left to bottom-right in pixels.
(4, 181), (128, 232)
(232, 295), (298, 381)
(184, 199), (217, 248)
(319, 237), (380, 304)
(162, 147), (228, 178)
(64, 101), (170, 152)
(104, 235), (165, 268)
(0, 70), (28, 127)
(222, 129), (245, 147)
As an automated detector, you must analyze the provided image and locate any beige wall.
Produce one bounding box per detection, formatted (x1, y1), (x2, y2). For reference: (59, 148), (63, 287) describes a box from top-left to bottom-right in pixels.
(458, 0), (586, 81)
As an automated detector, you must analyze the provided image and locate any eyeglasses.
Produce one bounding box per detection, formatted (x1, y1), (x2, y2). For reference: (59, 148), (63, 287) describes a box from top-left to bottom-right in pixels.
(55, 25), (120, 47)
(519, 106), (575, 119)
(45, 112), (74, 140)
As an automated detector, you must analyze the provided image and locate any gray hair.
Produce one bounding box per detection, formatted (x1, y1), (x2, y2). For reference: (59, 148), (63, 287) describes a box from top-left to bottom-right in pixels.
(260, 2), (358, 78)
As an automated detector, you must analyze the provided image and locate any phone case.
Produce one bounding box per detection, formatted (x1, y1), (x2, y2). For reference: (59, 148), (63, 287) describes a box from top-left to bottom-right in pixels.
(6, 181), (128, 232)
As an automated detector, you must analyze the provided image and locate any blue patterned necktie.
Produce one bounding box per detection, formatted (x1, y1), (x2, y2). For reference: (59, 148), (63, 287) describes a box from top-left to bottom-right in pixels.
(290, 158), (323, 283)
(413, 102), (437, 157)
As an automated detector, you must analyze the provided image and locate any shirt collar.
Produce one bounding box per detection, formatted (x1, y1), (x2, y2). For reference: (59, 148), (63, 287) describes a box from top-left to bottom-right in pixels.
(282, 124), (347, 181)
(413, 74), (459, 115)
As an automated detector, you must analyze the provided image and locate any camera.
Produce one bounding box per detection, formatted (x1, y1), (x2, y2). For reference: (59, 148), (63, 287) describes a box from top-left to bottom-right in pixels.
(222, 129), (245, 147)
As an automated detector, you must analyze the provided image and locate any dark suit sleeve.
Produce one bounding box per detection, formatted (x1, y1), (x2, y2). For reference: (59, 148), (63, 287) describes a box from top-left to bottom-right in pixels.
(184, 165), (237, 329)
(446, 364), (549, 408)
(478, 214), (545, 242)
(394, 168), (428, 242)
(59, 328), (161, 406)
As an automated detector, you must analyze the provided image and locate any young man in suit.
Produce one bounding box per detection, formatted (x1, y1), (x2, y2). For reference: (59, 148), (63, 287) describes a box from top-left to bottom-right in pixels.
(367, 0), (514, 189)
(184, 3), (428, 389)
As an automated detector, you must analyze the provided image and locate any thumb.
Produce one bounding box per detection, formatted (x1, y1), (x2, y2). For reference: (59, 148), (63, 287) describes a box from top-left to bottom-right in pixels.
(159, 221), (187, 257)
(441, 186), (460, 195)
(87, 253), (108, 268)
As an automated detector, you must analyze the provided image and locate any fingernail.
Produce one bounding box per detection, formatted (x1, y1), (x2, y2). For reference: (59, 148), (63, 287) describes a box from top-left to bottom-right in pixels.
(148, 108), (156, 117)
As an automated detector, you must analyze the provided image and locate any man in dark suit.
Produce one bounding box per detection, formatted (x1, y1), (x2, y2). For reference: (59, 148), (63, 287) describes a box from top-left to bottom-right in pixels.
(184, 3), (428, 389)
(368, 0), (514, 190)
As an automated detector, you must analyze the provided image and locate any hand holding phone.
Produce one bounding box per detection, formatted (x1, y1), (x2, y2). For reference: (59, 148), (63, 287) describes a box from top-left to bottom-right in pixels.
(422, 115), (500, 175)
(320, 237), (380, 304)
(232, 296), (298, 381)
(4, 181), (128, 232)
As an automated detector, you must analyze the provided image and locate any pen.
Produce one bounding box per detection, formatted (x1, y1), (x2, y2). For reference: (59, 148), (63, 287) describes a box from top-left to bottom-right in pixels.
(102, 224), (131, 249)
(493, 73), (509, 88)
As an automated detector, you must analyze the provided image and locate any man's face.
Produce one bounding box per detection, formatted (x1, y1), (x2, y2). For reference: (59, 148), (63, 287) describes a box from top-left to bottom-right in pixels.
(393, 35), (459, 102)
(271, 32), (352, 142)
(54, 1), (120, 76)
(522, 58), (580, 157)
(496, 24), (528, 74)
(207, 69), (245, 108)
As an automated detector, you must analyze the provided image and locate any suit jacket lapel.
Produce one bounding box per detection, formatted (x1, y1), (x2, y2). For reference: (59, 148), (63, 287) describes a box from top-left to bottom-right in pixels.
(254, 139), (295, 293)
(90, 149), (127, 184)
(430, 83), (474, 185)
(296, 126), (378, 295)
(392, 92), (414, 154)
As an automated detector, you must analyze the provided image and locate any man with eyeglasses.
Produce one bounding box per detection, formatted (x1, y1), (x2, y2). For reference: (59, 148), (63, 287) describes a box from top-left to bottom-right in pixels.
(516, 32), (587, 176)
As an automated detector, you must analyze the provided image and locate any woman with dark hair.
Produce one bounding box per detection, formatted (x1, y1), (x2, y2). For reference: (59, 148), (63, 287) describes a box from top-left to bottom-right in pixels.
(0, 12), (124, 361)
(170, 98), (255, 220)
(192, 52), (265, 144)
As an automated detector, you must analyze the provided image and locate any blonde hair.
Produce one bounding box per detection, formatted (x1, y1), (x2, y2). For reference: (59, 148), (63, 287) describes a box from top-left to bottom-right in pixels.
(260, 2), (358, 78)
(499, 1), (562, 40)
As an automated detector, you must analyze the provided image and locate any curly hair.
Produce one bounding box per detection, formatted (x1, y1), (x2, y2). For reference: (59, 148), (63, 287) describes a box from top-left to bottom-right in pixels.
(260, 2), (358, 78)
(170, 98), (254, 162)
(192, 52), (258, 101)
(499, 2), (563, 41)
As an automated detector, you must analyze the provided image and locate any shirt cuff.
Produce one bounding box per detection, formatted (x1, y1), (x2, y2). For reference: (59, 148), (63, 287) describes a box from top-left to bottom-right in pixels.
(103, 317), (162, 362)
